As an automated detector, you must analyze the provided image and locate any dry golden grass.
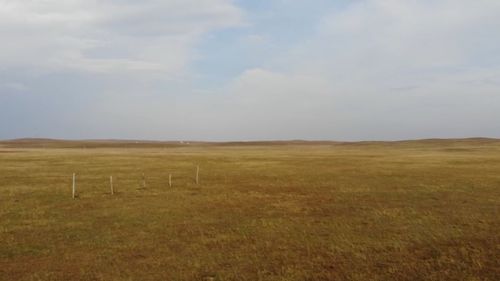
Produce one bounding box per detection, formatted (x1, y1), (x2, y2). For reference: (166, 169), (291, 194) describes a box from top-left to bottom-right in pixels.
(0, 139), (499, 280)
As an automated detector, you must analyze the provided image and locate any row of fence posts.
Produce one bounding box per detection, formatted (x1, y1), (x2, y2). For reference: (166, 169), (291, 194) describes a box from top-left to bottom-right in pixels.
(71, 165), (200, 199)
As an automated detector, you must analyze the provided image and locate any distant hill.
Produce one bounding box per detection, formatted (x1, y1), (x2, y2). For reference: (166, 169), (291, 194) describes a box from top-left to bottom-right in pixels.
(1, 137), (499, 149)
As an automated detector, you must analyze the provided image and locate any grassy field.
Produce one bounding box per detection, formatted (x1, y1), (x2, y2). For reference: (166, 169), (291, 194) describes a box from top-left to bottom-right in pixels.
(0, 139), (499, 281)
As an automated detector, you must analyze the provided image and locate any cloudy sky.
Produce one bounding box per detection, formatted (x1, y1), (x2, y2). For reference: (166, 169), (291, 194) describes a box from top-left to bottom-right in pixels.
(1, 0), (499, 141)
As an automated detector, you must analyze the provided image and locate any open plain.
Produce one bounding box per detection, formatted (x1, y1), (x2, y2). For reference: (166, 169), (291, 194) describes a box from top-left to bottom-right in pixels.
(0, 139), (499, 281)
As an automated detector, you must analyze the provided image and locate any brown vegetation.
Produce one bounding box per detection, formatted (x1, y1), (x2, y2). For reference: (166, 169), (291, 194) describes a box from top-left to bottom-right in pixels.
(0, 139), (499, 280)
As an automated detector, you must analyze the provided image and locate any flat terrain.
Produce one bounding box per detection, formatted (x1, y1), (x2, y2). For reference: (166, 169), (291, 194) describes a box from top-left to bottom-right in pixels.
(0, 139), (499, 281)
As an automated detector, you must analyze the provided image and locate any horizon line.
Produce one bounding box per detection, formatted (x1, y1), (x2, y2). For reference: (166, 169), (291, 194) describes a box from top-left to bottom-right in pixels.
(2, 137), (500, 144)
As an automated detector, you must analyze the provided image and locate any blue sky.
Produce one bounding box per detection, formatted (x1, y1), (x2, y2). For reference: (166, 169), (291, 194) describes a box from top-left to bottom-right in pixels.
(195, 1), (346, 87)
(1, 0), (499, 141)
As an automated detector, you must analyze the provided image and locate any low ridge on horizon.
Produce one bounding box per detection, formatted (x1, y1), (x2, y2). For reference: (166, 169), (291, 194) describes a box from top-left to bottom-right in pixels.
(2, 137), (500, 144)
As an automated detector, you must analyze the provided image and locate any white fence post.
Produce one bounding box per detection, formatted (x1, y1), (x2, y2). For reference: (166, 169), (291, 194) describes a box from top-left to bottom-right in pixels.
(196, 165), (199, 185)
(72, 173), (76, 199)
(110, 176), (114, 195)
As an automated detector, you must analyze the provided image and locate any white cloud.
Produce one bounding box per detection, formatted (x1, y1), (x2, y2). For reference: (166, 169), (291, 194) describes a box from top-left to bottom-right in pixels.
(0, 82), (27, 92)
(1, 0), (500, 140)
(294, 0), (500, 81)
(0, 0), (242, 76)
(241, 34), (267, 45)
(211, 0), (500, 140)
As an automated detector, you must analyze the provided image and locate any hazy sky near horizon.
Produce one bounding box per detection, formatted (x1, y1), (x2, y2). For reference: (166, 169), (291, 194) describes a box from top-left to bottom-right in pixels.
(1, 0), (500, 141)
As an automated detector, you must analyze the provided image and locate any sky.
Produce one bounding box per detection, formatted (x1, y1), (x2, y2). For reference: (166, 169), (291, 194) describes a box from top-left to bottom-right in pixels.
(1, 0), (499, 141)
